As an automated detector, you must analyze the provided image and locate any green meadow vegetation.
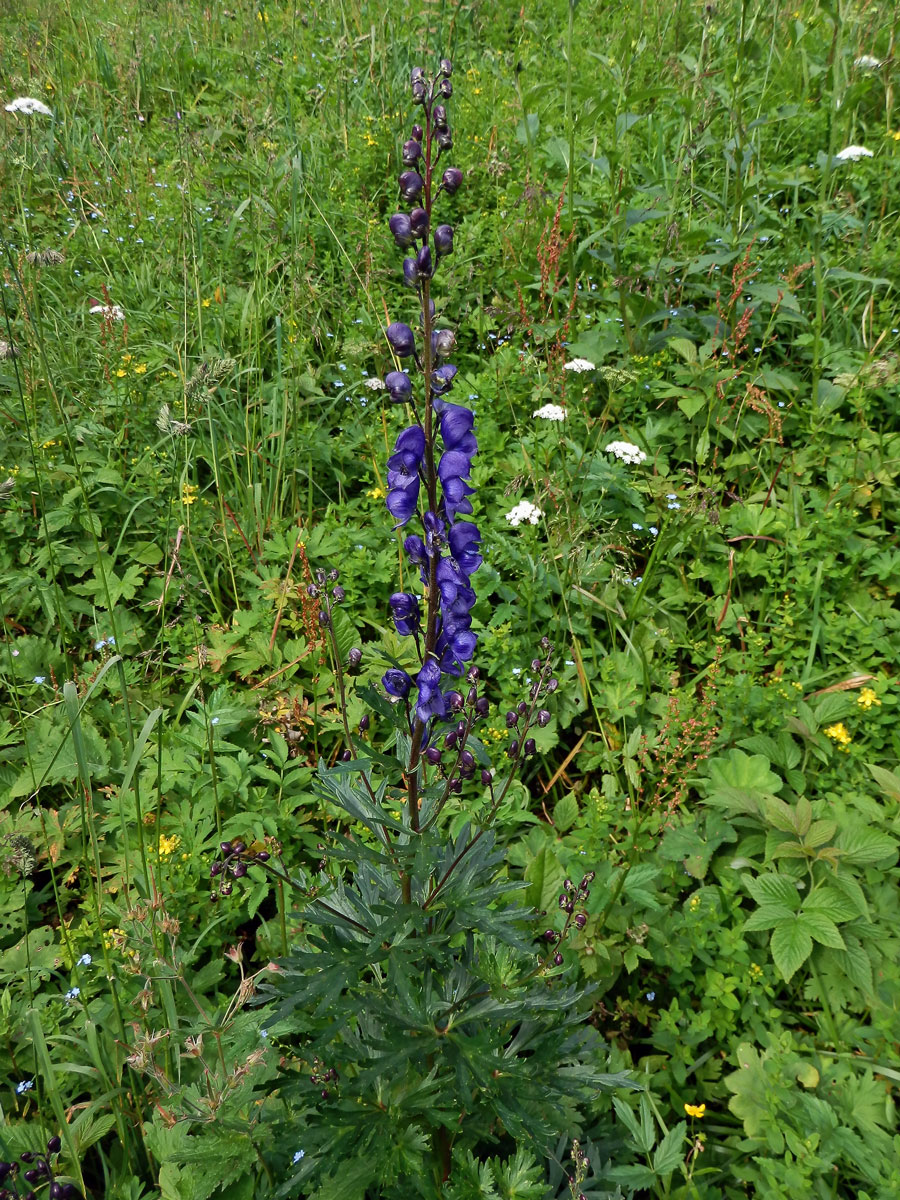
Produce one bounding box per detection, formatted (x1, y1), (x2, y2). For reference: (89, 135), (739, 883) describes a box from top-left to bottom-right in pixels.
(2, 0), (900, 1196)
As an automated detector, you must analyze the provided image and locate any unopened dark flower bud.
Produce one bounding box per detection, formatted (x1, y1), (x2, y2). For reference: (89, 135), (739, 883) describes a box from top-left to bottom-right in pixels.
(441, 167), (463, 195)
(432, 329), (456, 358)
(553, 951), (564, 966)
(446, 690), (464, 711)
(524, 738), (536, 757)
(415, 244), (433, 278)
(403, 257), (420, 288)
(210, 861), (223, 877)
(220, 881), (233, 896)
(348, 647), (362, 668)
(315, 568), (327, 584)
(306, 583), (319, 597)
(508, 739), (519, 757)
(47, 1138), (61, 1155)
(564, 878), (574, 892)
(444, 730), (458, 749)
(440, 58), (452, 76)
(61, 1187), (80, 1200)
(220, 841), (233, 855)
(359, 715), (370, 732)
(411, 123), (423, 141)
(24, 1171), (40, 1185)
(456, 720), (467, 738)
(412, 79), (426, 103)
(402, 139), (422, 166)
(450, 776), (463, 793)
(433, 104), (448, 130)
(459, 749), (475, 770)
(531, 658), (541, 671)
(480, 769), (493, 786)
(574, 912), (587, 929)
(385, 370), (413, 402)
(559, 894), (569, 909)
(328, 568), (339, 582)
(466, 686), (477, 705)
(389, 212), (415, 248)
(439, 79), (452, 98)
(318, 609), (330, 627)
(433, 225), (453, 256)
(467, 665), (479, 681)
(517, 701), (527, 715)
(410, 207), (428, 237)
(49, 1186), (64, 1200)
(399, 170), (424, 201)
(437, 130), (453, 151)
(537, 709), (551, 727)
(21, 1153), (36, 1163)
(232, 862), (247, 878)
(426, 746), (442, 765)
(410, 67), (425, 84)
(256, 851), (270, 862)
(332, 585), (345, 602)
(341, 749), (352, 761)
(582, 870), (596, 884)
(506, 710), (518, 727)
(475, 696), (489, 717)
(545, 929), (557, 942)
(546, 678), (559, 692)
(387, 321), (416, 357)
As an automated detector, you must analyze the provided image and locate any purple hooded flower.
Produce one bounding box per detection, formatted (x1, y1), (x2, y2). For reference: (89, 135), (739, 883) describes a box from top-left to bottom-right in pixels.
(448, 521), (482, 576)
(385, 370), (412, 403)
(383, 668), (412, 699)
(389, 213), (415, 248)
(399, 170), (424, 201)
(434, 225), (453, 256)
(386, 425), (425, 526)
(441, 167), (463, 195)
(431, 364), (457, 396)
(387, 322), (416, 357)
(415, 659), (447, 723)
(389, 592), (420, 636)
(437, 450), (475, 520)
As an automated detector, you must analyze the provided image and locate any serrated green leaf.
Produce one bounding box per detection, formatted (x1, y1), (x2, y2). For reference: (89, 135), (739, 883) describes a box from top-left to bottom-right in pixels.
(744, 904), (796, 931)
(804, 819), (837, 848)
(796, 912), (845, 950)
(836, 826), (897, 865)
(770, 919), (813, 981)
(743, 873), (801, 910)
(866, 763), (900, 801)
(552, 792), (579, 834)
(613, 1096), (654, 1153)
(653, 1121), (687, 1174)
(801, 886), (860, 923)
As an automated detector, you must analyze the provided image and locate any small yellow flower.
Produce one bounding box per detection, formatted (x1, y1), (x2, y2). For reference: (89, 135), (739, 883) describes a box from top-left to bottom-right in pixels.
(157, 833), (181, 857)
(684, 1103), (706, 1119)
(688, 894), (701, 912)
(116, 368), (128, 378)
(824, 722), (852, 750)
(202, 298), (211, 308)
(181, 483), (199, 506)
(133, 363), (147, 375)
(365, 486), (385, 500)
(857, 687), (881, 710)
(256, 9), (268, 21)
(121, 353), (133, 364)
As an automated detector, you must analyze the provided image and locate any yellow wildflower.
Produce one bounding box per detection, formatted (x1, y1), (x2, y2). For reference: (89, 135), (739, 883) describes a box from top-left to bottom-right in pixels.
(181, 483), (198, 506)
(133, 363), (147, 375)
(366, 486), (385, 500)
(824, 722), (851, 750)
(684, 1103), (706, 1119)
(202, 298), (211, 308)
(857, 687), (880, 710)
(116, 368), (128, 378)
(157, 833), (180, 857)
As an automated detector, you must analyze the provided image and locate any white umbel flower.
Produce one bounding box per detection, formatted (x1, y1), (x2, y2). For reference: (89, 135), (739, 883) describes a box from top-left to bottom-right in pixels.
(563, 357), (595, 373)
(834, 145), (874, 161)
(605, 440), (647, 465)
(505, 499), (543, 526)
(854, 55), (881, 69)
(4, 96), (53, 116)
(532, 403), (566, 421)
(364, 376), (386, 391)
(89, 303), (125, 320)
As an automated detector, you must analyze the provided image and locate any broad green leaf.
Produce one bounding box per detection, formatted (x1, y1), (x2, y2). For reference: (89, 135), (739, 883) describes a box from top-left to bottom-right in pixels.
(744, 904), (795, 931)
(743, 873), (801, 910)
(835, 826), (897, 866)
(801, 887), (861, 923)
(552, 792), (579, 834)
(866, 763), (900, 801)
(770, 919), (813, 981)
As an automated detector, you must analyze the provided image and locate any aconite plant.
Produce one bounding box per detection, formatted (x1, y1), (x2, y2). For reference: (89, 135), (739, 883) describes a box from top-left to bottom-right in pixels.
(212, 58), (632, 1197)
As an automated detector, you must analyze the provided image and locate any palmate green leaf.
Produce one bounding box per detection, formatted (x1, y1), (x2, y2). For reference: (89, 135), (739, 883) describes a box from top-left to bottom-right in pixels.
(770, 919), (813, 980)
(743, 903), (795, 931)
(802, 886), (862, 923)
(797, 911), (845, 950)
(835, 825), (897, 866)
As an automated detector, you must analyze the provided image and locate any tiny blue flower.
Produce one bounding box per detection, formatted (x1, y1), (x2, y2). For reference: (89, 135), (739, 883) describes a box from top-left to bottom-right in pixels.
(649, 526), (659, 536)
(210, 717), (220, 726)
(667, 502), (681, 510)
(107, 636), (115, 645)
(65, 987), (81, 1002)
(77, 953), (92, 966)
(292, 1150), (305, 1164)
(16, 1079), (34, 1095)
(632, 522), (643, 531)
(646, 991), (656, 1001)
(33, 676), (46, 684)
(260, 1029), (269, 1039)
(94, 639), (106, 650)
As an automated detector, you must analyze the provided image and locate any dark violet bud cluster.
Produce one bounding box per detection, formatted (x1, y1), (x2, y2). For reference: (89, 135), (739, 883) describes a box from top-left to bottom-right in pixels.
(209, 838), (271, 902)
(0, 1136), (82, 1200)
(541, 870), (595, 970)
(380, 59), (480, 733)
